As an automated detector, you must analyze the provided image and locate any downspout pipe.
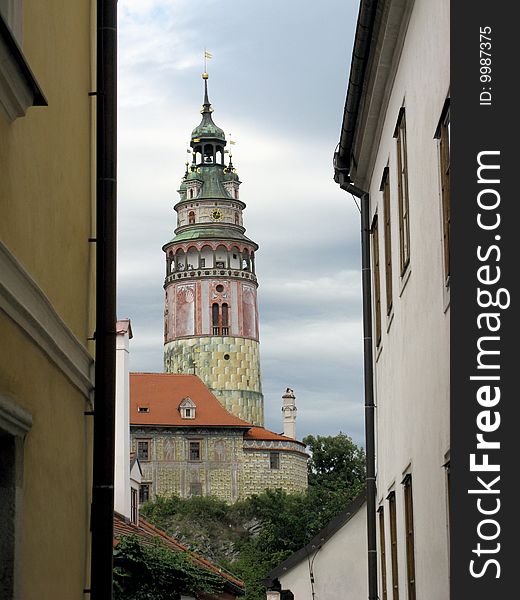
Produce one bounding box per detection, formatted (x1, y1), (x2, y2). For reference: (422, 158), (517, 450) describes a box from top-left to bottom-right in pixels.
(91, 0), (117, 598)
(337, 179), (378, 600)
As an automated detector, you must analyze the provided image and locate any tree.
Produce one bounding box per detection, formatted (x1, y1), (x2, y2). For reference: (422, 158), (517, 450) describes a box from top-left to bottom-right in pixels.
(304, 432), (366, 492)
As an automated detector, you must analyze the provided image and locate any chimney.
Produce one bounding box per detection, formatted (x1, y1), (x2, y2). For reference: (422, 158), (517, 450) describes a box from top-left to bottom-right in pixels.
(114, 319), (133, 519)
(282, 388), (297, 439)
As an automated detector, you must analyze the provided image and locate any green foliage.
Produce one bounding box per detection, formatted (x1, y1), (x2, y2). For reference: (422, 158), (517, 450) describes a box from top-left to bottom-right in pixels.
(113, 535), (224, 600)
(304, 432), (366, 493)
(133, 434), (366, 600)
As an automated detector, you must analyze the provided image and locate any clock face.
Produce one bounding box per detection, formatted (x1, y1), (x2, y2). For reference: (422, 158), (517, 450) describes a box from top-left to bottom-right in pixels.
(211, 208), (223, 221)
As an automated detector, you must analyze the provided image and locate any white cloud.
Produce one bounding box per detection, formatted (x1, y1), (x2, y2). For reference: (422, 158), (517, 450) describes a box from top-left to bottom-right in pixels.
(117, 0), (363, 442)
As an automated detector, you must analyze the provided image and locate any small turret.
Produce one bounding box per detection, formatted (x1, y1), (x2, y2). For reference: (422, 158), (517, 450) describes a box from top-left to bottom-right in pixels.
(282, 388), (297, 439)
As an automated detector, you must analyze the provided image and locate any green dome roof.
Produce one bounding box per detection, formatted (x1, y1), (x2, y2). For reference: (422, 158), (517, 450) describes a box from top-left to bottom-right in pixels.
(191, 116), (225, 141)
(165, 226), (257, 248)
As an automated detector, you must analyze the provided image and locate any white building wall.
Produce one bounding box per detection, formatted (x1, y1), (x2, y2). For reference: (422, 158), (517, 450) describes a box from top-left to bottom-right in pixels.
(115, 321), (132, 519)
(354, 1), (450, 599)
(278, 503), (367, 600)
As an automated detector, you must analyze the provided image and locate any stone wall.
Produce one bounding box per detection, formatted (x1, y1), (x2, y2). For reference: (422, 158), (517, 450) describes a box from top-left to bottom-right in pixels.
(131, 427), (308, 503)
(164, 336), (264, 425)
(241, 449), (308, 498)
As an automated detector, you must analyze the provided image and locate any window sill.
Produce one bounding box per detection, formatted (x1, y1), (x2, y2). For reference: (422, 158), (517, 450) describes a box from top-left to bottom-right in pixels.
(399, 264), (412, 297)
(443, 276), (450, 313)
(386, 308), (394, 333)
(0, 15), (46, 122)
(375, 340), (383, 363)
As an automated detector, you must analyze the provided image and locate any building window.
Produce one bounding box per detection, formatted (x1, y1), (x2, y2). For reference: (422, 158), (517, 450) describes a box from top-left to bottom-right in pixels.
(131, 488), (138, 524)
(188, 210), (196, 224)
(0, 397), (32, 599)
(212, 302), (220, 334)
(270, 452), (280, 470)
(388, 491), (399, 600)
(394, 108), (411, 274)
(436, 100), (450, 282)
(200, 258), (205, 267)
(136, 440), (150, 462)
(189, 441), (201, 461)
(371, 214), (382, 347)
(222, 303), (229, 335)
(444, 459), (451, 529)
(403, 475), (416, 600)
(378, 507), (388, 600)
(190, 482), (203, 497)
(381, 168), (393, 314)
(179, 397), (196, 419)
(137, 406), (149, 413)
(139, 483), (150, 504)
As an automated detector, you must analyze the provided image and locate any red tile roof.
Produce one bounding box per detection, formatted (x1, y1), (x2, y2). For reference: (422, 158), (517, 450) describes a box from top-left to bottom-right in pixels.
(113, 512), (244, 593)
(245, 427), (307, 447)
(130, 373), (252, 428)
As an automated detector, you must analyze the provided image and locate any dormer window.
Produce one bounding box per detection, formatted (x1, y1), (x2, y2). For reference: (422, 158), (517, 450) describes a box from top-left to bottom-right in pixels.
(179, 396), (196, 419)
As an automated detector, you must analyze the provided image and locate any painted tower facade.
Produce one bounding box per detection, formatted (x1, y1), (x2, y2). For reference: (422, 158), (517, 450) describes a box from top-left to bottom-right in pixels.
(163, 74), (264, 426)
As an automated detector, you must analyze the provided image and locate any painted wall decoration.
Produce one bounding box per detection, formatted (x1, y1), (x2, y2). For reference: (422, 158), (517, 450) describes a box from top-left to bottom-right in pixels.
(175, 284), (195, 337)
(242, 284), (257, 339)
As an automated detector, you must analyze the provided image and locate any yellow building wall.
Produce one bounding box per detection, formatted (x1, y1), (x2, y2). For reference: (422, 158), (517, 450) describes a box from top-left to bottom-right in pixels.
(0, 1), (96, 598)
(0, 0), (94, 341)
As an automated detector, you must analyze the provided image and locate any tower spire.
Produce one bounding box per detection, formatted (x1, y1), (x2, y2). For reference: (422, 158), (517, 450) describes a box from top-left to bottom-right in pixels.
(202, 72), (211, 113)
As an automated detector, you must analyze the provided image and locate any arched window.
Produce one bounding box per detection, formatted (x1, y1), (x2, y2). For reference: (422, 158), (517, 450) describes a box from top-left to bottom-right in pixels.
(188, 211), (195, 225)
(222, 303), (229, 336)
(212, 303), (220, 335)
(234, 212), (239, 225)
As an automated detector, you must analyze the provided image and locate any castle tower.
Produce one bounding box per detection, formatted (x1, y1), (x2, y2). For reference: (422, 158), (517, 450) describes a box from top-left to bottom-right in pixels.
(163, 74), (264, 426)
(282, 388), (297, 439)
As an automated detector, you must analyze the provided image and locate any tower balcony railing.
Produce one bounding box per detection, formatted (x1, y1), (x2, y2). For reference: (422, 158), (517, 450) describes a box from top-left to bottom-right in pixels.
(165, 268), (257, 285)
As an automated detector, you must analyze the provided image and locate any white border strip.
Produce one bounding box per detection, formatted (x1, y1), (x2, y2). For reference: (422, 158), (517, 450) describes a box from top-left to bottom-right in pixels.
(0, 241), (94, 399)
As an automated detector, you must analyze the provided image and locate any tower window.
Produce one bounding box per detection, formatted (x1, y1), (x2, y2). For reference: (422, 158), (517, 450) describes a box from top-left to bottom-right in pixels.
(270, 452), (280, 470)
(137, 406), (149, 413)
(188, 211), (195, 224)
(200, 258), (205, 267)
(216, 284), (224, 293)
(222, 303), (229, 335)
(212, 302), (220, 334)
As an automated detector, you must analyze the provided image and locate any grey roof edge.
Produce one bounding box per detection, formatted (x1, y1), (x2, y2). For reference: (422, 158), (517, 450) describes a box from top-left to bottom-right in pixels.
(333, 0), (378, 182)
(264, 489), (367, 587)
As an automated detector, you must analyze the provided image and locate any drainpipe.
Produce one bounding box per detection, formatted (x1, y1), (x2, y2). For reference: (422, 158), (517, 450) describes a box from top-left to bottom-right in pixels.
(334, 169), (378, 600)
(90, 0), (117, 598)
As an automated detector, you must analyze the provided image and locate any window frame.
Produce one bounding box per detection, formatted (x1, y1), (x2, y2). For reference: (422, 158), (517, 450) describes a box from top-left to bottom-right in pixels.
(435, 99), (451, 283)
(131, 488), (138, 524)
(387, 490), (400, 600)
(371, 213), (382, 347)
(378, 506), (388, 600)
(269, 451), (280, 470)
(139, 483), (151, 504)
(380, 167), (393, 315)
(394, 108), (411, 275)
(188, 440), (202, 462)
(136, 439), (151, 462)
(402, 474), (417, 600)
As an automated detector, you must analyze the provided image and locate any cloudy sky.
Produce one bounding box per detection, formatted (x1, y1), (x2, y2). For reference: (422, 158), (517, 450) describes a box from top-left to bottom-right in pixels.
(117, 0), (364, 445)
